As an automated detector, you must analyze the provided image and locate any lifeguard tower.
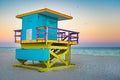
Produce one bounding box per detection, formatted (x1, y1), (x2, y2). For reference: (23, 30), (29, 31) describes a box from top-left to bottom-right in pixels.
(14, 8), (79, 72)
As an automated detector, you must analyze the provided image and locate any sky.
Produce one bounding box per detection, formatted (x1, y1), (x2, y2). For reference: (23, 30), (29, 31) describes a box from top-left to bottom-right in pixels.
(0, 0), (120, 47)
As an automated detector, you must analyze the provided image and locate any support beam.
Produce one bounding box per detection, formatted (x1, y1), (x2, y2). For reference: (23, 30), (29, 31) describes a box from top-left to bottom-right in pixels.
(50, 49), (68, 66)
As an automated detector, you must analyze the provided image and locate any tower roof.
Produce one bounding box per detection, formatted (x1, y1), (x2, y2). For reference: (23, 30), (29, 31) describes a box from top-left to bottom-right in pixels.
(16, 8), (73, 20)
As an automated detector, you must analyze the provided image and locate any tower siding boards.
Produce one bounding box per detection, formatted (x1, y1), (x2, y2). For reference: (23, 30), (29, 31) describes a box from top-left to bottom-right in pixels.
(22, 14), (58, 40)
(16, 49), (49, 61)
(38, 14), (58, 40)
(22, 14), (38, 40)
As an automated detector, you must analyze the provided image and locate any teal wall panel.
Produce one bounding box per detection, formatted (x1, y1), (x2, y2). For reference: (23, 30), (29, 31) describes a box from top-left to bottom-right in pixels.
(22, 14), (38, 40)
(21, 14), (58, 41)
(16, 49), (49, 61)
(37, 14), (58, 40)
(46, 16), (57, 40)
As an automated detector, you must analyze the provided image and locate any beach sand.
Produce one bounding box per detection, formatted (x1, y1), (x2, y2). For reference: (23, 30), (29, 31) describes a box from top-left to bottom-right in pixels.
(0, 51), (120, 80)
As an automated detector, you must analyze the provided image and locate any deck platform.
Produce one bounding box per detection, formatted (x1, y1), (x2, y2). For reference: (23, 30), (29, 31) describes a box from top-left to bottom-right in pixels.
(14, 63), (77, 72)
(16, 39), (77, 45)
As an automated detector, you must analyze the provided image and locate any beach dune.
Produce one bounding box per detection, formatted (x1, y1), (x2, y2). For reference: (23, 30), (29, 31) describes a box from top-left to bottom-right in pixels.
(0, 51), (120, 80)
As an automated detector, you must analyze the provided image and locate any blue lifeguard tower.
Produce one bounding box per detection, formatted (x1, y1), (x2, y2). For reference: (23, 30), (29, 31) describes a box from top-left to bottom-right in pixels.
(14, 8), (79, 72)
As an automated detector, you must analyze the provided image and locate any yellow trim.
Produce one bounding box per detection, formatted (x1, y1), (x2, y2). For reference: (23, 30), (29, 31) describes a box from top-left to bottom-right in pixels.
(21, 42), (68, 49)
(16, 40), (77, 45)
(16, 8), (73, 20)
(13, 64), (77, 72)
(50, 46), (68, 49)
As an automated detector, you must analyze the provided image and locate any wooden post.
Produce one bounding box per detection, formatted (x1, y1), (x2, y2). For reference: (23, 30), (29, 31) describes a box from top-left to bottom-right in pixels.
(44, 26), (48, 44)
(36, 28), (38, 41)
(14, 31), (16, 43)
(68, 45), (71, 64)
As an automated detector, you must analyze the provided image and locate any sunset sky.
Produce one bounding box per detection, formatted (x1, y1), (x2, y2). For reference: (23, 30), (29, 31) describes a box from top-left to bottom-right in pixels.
(0, 0), (120, 47)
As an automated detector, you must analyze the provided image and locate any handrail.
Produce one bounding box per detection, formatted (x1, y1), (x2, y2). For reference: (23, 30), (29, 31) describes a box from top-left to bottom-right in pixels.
(14, 26), (79, 44)
(36, 26), (79, 44)
(44, 26), (79, 33)
(14, 29), (22, 42)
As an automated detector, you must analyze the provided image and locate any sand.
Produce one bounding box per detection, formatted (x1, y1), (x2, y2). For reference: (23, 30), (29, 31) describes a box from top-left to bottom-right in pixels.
(0, 51), (120, 80)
